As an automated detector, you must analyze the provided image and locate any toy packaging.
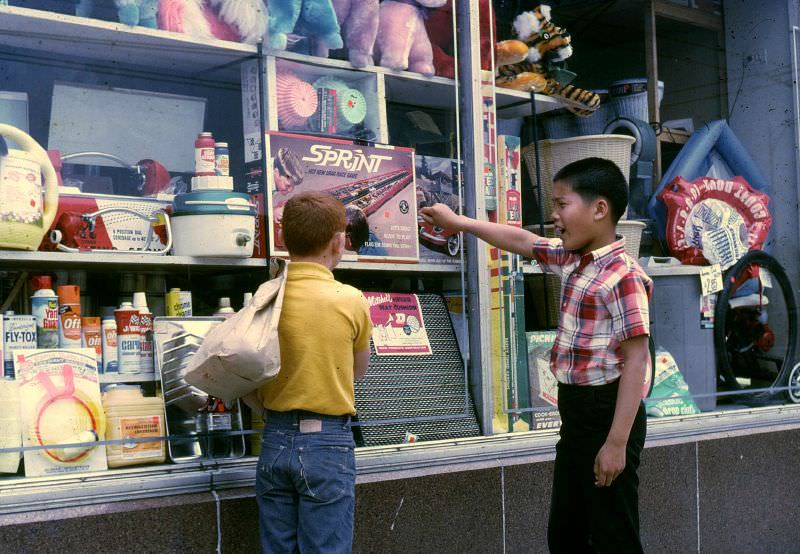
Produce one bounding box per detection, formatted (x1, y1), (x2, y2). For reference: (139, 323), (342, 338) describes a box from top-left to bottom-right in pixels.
(38, 192), (171, 254)
(266, 132), (418, 262)
(14, 349), (108, 477)
(415, 155), (461, 264)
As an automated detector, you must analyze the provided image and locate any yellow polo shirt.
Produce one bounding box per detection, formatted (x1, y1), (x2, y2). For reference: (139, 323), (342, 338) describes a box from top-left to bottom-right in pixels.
(258, 262), (372, 415)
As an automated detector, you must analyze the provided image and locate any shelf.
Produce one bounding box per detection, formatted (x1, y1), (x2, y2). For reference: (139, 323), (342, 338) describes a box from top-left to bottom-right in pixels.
(659, 128), (691, 145)
(100, 372), (158, 384)
(0, 251), (267, 272)
(335, 261), (462, 274)
(494, 90), (563, 119)
(653, 1), (722, 31)
(0, 5), (256, 82)
(273, 50), (562, 116)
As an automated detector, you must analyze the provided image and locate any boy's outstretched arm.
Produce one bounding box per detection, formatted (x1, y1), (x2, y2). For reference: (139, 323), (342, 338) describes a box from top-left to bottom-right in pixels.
(419, 203), (538, 258)
(594, 334), (649, 487)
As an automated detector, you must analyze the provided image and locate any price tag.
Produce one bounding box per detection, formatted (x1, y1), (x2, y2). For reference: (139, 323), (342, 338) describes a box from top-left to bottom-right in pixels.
(700, 264), (723, 296)
(760, 268), (773, 289)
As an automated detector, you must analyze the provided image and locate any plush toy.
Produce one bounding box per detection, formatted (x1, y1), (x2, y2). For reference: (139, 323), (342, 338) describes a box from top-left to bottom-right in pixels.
(316, 0), (379, 68)
(114, 0), (158, 26)
(158, 0), (267, 43)
(268, 0), (343, 57)
(425, 0), (494, 79)
(75, 0), (158, 27)
(376, 0), (448, 77)
(494, 5), (599, 116)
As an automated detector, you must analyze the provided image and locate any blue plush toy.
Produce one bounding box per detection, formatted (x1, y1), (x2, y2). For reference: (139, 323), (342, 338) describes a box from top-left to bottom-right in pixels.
(269, 0), (343, 56)
(76, 0), (158, 28)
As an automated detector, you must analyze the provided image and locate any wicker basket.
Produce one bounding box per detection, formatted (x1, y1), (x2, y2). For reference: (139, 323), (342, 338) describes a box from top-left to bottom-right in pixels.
(541, 111), (579, 139)
(523, 134), (636, 223)
(524, 219), (647, 328)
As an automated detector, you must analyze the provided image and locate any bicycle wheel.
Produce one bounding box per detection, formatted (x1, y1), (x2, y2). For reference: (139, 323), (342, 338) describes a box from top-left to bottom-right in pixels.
(714, 251), (798, 402)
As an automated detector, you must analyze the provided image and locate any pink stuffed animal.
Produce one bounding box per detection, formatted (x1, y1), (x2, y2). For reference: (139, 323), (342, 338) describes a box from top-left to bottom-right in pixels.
(158, 0), (267, 44)
(376, 0), (448, 76)
(325, 0), (379, 68)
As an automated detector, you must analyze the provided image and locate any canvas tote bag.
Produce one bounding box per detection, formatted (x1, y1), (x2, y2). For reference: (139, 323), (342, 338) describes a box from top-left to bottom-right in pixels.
(183, 259), (288, 402)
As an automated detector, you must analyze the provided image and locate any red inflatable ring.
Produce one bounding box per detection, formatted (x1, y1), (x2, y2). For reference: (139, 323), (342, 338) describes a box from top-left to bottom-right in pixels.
(658, 176), (771, 266)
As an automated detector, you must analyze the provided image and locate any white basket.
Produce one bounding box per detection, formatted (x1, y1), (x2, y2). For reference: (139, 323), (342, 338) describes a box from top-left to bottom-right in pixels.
(609, 79), (664, 122)
(523, 134), (636, 220)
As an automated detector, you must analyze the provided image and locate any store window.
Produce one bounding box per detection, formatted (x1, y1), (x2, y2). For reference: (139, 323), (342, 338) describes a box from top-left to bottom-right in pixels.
(1, 0), (800, 508)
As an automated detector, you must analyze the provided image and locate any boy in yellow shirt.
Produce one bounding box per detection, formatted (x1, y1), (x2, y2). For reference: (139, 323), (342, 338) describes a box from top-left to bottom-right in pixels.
(256, 191), (372, 553)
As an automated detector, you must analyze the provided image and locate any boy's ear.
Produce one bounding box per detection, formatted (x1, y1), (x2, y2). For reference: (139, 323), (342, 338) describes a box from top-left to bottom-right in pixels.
(331, 231), (346, 255)
(592, 197), (610, 221)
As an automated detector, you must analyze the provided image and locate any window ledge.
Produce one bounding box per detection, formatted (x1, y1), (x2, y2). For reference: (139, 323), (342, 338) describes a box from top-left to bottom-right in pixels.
(1, 404), (799, 515)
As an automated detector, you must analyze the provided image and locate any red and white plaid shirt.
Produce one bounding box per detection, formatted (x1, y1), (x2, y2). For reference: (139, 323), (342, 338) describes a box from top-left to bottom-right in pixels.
(532, 235), (653, 386)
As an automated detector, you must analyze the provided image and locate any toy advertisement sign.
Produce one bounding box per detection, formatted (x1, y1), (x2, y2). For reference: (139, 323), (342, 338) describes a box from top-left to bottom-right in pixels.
(526, 331), (562, 431)
(364, 293), (432, 356)
(415, 156), (461, 264)
(267, 132), (418, 262)
(14, 349), (107, 477)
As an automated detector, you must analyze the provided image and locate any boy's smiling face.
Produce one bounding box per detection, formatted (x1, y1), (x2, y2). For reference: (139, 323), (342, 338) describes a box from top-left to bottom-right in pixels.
(551, 180), (604, 254)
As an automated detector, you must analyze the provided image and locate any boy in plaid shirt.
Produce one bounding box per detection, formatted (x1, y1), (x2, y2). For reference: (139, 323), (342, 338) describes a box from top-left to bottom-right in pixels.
(421, 157), (651, 553)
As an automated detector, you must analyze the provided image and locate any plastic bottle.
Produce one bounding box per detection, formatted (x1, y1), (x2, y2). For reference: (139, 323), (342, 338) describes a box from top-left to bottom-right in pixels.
(132, 292), (154, 373)
(195, 132), (216, 176)
(242, 292), (253, 308)
(30, 275), (59, 348)
(213, 297), (235, 319)
(214, 142), (230, 176)
(56, 285), (82, 348)
(101, 308), (119, 374)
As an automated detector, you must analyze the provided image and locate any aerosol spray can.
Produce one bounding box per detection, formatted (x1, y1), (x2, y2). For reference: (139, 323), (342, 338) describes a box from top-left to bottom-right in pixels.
(132, 292), (154, 373)
(81, 317), (102, 368)
(30, 275), (59, 348)
(101, 308), (118, 374)
(3, 312), (37, 379)
(57, 285), (82, 348)
(115, 302), (140, 374)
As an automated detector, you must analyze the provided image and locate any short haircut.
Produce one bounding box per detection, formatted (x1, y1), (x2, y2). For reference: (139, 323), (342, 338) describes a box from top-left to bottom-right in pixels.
(553, 157), (628, 223)
(281, 191), (345, 256)
(345, 206), (369, 251)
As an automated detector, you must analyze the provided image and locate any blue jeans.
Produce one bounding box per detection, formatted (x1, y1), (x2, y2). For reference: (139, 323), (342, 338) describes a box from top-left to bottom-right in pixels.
(256, 410), (356, 554)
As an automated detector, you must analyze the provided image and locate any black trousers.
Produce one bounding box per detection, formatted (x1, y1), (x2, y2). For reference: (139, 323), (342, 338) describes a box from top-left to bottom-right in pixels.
(548, 380), (647, 554)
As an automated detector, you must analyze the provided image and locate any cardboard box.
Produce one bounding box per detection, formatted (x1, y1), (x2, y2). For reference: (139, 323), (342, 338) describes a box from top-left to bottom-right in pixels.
(267, 132), (418, 263)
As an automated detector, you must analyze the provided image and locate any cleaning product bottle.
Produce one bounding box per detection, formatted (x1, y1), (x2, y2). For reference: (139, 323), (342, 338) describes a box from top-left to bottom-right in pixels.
(132, 292), (154, 372)
(213, 297), (235, 319)
(101, 307), (118, 374)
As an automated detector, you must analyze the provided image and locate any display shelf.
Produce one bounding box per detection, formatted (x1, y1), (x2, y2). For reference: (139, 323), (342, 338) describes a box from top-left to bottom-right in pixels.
(0, 5), (256, 82)
(0, 251), (267, 272)
(336, 261), (461, 274)
(271, 50), (561, 116)
(494, 89), (562, 119)
(100, 372), (158, 384)
(653, 0), (722, 31)
(659, 128), (691, 144)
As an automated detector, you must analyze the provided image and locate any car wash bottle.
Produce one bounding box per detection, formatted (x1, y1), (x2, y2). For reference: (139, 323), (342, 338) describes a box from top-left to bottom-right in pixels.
(132, 292), (154, 373)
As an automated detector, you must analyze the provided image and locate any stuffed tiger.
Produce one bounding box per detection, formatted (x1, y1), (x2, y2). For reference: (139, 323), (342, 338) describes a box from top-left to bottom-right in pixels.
(494, 5), (599, 117)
